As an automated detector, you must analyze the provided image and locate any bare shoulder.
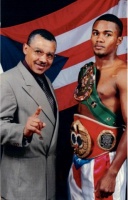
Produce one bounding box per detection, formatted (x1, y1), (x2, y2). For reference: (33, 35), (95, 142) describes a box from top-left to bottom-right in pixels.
(116, 58), (127, 70)
(115, 59), (127, 88)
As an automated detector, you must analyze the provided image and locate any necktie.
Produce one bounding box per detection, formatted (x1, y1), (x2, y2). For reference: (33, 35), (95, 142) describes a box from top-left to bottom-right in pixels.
(36, 75), (56, 115)
(23, 62), (56, 116)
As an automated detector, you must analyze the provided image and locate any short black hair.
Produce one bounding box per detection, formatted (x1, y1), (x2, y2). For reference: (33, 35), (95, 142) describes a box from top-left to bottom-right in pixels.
(27, 29), (56, 45)
(93, 14), (123, 36)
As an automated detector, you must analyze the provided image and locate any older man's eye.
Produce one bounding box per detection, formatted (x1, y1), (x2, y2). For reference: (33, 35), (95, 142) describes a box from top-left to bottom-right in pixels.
(35, 50), (42, 55)
(47, 53), (54, 59)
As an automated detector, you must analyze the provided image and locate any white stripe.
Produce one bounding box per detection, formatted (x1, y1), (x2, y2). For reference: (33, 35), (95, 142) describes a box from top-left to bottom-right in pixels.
(53, 36), (127, 89)
(68, 165), (84, 200)
(117, 36), (127, 55)
(56, 3), (127, 53)
(53, 56), (95, 89)
(81, 160), (95, 200)
(0, 63), (3, 74)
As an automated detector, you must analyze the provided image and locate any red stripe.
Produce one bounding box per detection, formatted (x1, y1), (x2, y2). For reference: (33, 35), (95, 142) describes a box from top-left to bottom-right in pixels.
(94, 154), (113, 200)
(1, 0), (119, 42)
(121, 18), (127, 36)
(59, 40), (93, 69)
(118, 54), (127, 62)
(72, 164), (81, 189)
(55, 82), (78, 111)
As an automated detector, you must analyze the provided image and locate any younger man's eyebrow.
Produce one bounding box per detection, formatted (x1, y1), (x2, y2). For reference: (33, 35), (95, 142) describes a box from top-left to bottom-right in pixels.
(92, 29), (113, 33)
(104, 30), (113, 33)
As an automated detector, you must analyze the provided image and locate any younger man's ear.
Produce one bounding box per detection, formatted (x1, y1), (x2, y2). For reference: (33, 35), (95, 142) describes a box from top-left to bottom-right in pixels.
(117, 36), (123, 46)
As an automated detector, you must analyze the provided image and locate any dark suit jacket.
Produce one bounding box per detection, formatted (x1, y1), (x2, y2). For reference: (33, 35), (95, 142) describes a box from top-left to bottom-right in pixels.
(0, 62), (59, 200)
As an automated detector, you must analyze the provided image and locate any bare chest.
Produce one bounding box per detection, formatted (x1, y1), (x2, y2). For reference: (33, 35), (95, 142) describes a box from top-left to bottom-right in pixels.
(78, 65), (122, 116)
(96, 70), (117, 100)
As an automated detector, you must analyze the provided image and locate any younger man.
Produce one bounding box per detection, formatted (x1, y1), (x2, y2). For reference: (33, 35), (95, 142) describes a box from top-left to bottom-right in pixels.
(68, 14), (127, 200)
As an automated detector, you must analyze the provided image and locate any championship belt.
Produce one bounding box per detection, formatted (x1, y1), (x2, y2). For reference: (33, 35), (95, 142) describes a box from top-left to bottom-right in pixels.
(70, 114), (122, 159)
(74, 62), (123, 127)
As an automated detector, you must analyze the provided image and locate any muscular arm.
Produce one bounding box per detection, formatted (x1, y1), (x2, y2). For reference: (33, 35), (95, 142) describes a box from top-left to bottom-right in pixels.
(109, 68), (127, 175)
(96, 67), (127, 198)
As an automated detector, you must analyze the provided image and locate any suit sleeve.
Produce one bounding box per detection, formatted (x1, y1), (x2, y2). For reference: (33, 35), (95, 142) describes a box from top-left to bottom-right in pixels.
(0, 75), (25, 146)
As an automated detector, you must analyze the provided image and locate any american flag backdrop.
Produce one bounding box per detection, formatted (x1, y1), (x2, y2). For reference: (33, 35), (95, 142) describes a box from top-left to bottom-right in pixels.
(0, 0), (127, 198)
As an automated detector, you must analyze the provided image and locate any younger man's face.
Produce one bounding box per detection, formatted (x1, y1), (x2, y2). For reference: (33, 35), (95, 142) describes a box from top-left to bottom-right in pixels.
(91, 20), (122, 57)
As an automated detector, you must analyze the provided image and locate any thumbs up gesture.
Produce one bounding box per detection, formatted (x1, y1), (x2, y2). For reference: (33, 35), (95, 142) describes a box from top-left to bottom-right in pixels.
(23, 106), (46, 137)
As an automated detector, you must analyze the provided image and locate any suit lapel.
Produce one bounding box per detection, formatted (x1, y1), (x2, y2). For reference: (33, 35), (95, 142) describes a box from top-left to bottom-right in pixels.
(18, 62), (55, 125)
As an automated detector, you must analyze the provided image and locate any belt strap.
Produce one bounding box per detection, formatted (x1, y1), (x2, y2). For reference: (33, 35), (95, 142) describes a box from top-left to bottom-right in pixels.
(76, 62), (119, 126)
(81, 66), (117, 126)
